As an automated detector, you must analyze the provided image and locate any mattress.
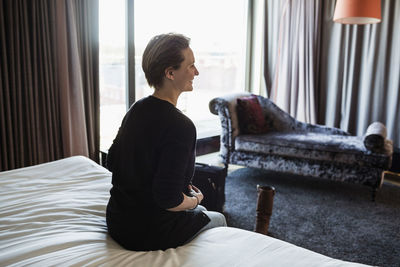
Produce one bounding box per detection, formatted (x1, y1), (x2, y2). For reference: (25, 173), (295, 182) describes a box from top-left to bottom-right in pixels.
(0, 156), (369, 267)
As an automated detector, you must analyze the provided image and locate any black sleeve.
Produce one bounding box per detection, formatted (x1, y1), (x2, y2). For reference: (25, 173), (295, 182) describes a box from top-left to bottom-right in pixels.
(106, 116), (127, 172)
(106, 143), (116, 172)
(152, 120), (195, 209)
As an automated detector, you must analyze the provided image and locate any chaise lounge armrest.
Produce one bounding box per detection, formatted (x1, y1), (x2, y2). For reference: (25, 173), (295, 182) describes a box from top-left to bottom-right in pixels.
(363, 122), (390, 153)
(209, 93), (253, 161)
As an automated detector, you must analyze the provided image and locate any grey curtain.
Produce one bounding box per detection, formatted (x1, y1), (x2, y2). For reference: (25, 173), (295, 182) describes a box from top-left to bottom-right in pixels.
(265, 0), (399, 147)
(318, 0), (399, 147)
(265, 0), (322, 124)
(0, 0), (99, 171)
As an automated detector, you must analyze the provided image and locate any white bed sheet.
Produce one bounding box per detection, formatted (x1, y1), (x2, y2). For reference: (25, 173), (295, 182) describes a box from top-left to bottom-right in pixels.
(0, 156), (369, 267)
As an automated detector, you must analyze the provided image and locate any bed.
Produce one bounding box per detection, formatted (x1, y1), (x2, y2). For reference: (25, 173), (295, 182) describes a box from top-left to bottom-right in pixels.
(0, 156), (369, 266)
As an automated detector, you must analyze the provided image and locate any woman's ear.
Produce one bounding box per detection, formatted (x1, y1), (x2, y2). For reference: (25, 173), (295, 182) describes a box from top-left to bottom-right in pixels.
(165, 68), (174, 80)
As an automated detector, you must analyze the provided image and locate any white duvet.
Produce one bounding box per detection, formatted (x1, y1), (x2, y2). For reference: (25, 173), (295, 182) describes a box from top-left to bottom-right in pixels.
(0, 156), (368, 267)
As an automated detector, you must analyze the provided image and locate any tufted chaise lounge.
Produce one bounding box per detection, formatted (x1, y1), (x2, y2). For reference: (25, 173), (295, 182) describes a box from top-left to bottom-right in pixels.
(209, 93), (393, 200)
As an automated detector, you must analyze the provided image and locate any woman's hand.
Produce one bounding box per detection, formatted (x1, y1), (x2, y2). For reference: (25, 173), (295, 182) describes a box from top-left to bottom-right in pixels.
(189, 184), (204, 204)
(166, 185), (204, 212)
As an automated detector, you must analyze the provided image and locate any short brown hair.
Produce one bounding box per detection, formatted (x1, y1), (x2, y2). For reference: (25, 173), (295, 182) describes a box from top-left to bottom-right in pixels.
(142, 33), (190, 89)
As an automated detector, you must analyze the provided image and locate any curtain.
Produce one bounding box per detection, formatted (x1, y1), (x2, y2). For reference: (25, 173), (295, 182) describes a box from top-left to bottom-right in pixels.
(265, 0), (322, 124)
(318, 0), (399, 147)
(0, 0), (99, 171)
(75, 0), (100, 162)
(57, 0), (99, 161)
(265, 0), (399, 148)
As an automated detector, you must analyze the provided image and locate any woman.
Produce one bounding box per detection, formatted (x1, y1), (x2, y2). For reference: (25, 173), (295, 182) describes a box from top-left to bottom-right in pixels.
(106, 33), (227, 251)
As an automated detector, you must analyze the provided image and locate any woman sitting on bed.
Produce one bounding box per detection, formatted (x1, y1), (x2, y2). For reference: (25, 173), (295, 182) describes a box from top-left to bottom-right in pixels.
(105, 33), (227, 251)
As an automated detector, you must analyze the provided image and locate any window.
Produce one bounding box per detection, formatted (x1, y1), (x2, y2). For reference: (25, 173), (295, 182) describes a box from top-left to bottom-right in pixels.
(99, 0), (249, 150)
(134, 0), (248, 138)
(99, 0), (126, 151)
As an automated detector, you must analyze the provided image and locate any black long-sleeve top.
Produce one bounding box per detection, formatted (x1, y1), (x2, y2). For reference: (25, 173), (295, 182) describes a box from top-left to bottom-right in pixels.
(106, 96), (209, 251)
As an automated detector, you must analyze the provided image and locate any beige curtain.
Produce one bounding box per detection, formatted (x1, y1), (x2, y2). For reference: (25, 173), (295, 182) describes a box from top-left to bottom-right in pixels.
(74, 0), (100, 163)
(0, 0), (99, 171)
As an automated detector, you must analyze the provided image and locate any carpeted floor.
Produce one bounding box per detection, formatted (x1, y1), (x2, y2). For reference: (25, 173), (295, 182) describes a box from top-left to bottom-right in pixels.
(223, 167), (400, 267)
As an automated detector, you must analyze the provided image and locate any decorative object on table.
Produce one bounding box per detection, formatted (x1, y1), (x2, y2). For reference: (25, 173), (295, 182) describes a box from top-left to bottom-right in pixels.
(254, 185), (275, 235)
(191, 163), (227, 212)
(209, 93), (393, 201)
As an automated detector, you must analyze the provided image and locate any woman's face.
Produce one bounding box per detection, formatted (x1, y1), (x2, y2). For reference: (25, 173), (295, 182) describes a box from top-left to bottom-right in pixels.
(171, 47), (199, 92)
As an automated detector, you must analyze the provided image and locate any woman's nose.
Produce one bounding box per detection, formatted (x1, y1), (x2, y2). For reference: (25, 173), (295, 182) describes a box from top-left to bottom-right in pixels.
(194, 67), (199, 76)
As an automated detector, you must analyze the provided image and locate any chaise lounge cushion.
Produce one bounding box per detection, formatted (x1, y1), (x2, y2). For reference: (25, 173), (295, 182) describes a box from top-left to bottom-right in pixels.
(236, 95), (269, 134)
(235, 132), (392, 169)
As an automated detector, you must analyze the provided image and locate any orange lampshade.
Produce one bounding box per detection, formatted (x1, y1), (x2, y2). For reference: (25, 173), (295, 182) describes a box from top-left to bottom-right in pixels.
(333, 0), (381, 24)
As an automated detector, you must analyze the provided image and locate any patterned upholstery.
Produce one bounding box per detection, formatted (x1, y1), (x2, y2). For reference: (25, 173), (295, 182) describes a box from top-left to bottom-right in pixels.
(209, 93), (393, 196)
(236, 95), (269, 134)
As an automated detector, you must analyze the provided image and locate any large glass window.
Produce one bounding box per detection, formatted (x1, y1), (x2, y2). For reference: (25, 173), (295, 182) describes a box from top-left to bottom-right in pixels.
(99, 0), (248, 150)
(134, 0), (248, 138)
(99, 0), (126, 151)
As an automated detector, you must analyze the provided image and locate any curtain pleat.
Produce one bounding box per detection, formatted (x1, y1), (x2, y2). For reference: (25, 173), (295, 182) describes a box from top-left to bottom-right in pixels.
(266, 0), (321, 124)
(0, 0), (99, 171)
(0, 1), (12, 169)
(75, 0), (100, 162)
(55, 0), (89, 158)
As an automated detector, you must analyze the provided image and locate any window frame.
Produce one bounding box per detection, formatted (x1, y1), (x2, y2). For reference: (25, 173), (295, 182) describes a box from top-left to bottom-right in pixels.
(126, 0), (135, 108)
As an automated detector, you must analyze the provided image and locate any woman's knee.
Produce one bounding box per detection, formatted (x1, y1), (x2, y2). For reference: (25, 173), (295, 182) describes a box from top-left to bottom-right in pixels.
(203, 211), (227, 228)
(194, 205), (207, 212)
(183, 210), (227, 244)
